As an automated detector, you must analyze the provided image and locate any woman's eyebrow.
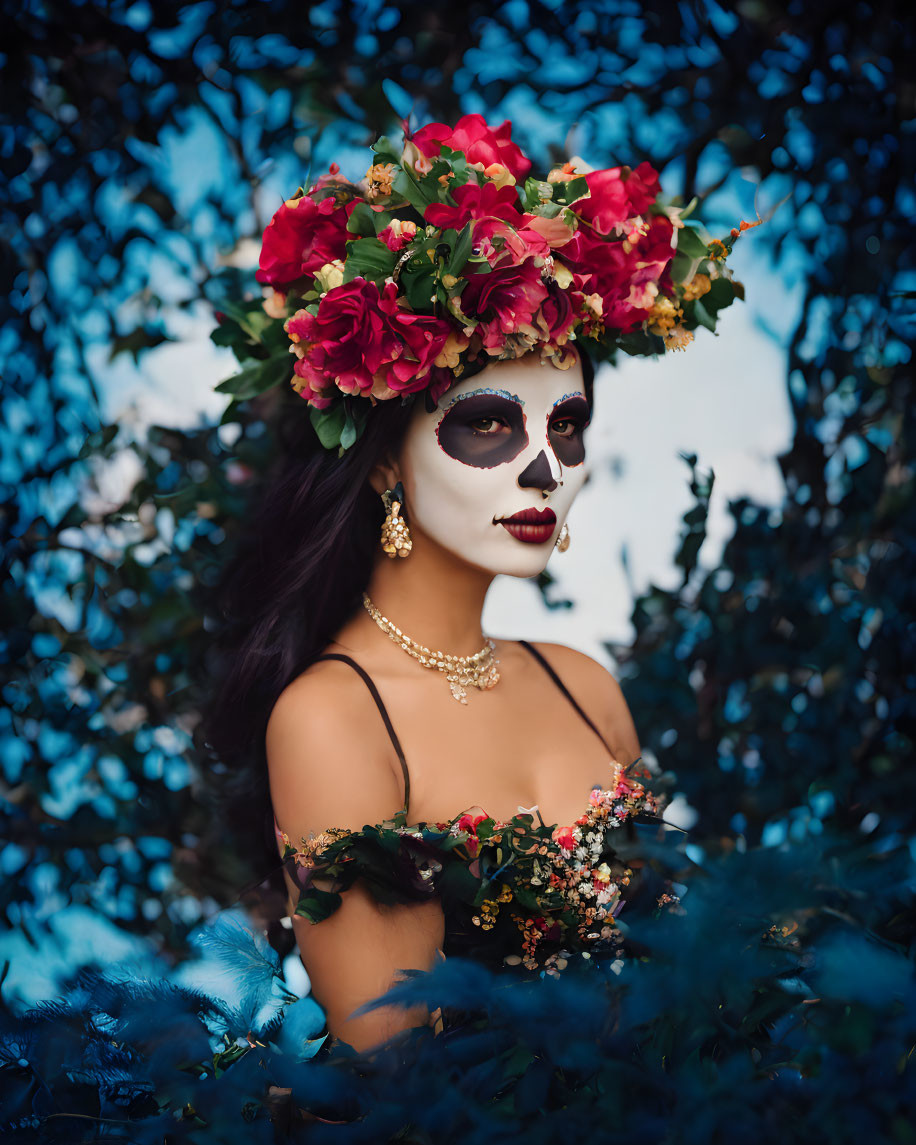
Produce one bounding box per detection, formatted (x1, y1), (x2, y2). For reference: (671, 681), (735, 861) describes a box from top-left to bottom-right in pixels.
(438, 386), (525, 413)
(551, 390), (587, 408)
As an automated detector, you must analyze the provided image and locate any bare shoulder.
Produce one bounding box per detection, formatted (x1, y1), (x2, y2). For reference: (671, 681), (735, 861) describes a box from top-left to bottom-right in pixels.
(266, 657), (404, 836)
(524, 641), (641, 763)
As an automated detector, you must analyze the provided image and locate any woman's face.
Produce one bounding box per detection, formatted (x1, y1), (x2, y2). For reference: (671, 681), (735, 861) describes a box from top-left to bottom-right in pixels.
(395, 353), (592, 577)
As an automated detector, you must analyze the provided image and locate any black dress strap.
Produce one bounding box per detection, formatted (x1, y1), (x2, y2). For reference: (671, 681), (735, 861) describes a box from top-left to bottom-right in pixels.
(312, 653), (410, 815)
(517, 639), (615, 757)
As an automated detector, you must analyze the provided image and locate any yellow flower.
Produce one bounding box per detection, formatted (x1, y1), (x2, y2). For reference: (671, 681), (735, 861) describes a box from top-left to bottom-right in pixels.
(664, 325), (695, 352)
(434, 330), (471, 370)
(313, 259), (346, 294)
(594, 862), (613, 885)
(483, 162), (516, 190)
(365, 162), (395, 201)
(681, 273), (711, 302)
(580, 292), (605, 336)
(647, 295), (681, 336)
(551, 262), (574, 290)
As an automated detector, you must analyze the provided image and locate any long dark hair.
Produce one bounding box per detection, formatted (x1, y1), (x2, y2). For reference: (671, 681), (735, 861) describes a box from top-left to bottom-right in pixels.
(201, 351), (595, 904)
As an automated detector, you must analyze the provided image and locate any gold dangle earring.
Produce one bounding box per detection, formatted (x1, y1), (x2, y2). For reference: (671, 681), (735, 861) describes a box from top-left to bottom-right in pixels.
(380, 480), (412, 558)
(555, 523), (570, 552)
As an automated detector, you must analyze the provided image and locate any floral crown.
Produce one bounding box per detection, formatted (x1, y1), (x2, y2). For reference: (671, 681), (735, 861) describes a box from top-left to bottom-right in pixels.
(214, 114), (753, 453)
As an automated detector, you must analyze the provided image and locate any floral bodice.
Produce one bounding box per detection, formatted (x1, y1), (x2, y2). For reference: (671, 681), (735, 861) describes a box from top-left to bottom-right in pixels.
(276, 759), (679, 975)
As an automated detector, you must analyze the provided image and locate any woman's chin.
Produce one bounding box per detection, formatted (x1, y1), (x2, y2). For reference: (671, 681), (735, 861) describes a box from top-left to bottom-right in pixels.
(467, 545), (557, 579)
(424, 529), (560, 579)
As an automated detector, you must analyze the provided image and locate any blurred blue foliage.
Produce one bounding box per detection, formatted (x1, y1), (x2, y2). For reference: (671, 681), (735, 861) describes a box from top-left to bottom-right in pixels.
(1, 0), (914, 1136)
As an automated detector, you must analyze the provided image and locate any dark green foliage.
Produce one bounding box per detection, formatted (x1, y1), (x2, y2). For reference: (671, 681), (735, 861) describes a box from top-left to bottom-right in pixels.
(2, 831), (913, 1141)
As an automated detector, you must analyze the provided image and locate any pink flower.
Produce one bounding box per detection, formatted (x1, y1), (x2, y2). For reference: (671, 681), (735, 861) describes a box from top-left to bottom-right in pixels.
(287, 279), (453, 403)
(377, 218), (418, 252)
(457, 811), (488, 859)
(425, 181), (524, 231)
(460, 258), (548, 341)
(621, 160), (662, 215)
(571, 161), (661, 237)
(521, 213), (578, 249)
(425, 182), (543, 267)
(552, 826), (577, 851)
(457, 812), (487, 833)
(256, 188), (353, 288)
(557, 213), (675, 334)
(529, 280), (577, 347)
(409, 113), (532, 183)
(475, 226), (550, 270)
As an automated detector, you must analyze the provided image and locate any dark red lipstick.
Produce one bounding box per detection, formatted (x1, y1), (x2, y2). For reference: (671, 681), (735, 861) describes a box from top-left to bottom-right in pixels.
(494, 506), (557, 544)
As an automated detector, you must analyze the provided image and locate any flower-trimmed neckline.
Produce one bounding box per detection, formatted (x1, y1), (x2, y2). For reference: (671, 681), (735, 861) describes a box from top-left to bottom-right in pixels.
(397, 757), (648, 834)
(273, 759), (659, 851)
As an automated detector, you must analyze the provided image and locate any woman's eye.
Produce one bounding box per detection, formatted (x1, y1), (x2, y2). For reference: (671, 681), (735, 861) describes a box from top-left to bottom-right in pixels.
(468, 416), (508, 435)
(550, 418), (580, 438)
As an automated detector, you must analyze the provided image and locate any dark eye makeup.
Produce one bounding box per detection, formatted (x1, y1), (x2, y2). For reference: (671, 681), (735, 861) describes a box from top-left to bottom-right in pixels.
(548, 394), (590, 466)
(436, 392), (529, 468)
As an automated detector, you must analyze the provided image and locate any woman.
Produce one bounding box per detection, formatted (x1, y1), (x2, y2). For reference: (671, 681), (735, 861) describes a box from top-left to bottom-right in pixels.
(267, 348), (643, 1051)
(206, 113), (742, 1054)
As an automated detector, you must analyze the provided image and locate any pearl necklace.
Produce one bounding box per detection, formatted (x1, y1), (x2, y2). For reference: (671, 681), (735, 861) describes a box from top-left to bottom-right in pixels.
(361, 592), (500, 704)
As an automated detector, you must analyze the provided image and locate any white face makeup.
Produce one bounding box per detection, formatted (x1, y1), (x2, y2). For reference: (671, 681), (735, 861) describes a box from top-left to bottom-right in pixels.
(396, 354), (591, 577)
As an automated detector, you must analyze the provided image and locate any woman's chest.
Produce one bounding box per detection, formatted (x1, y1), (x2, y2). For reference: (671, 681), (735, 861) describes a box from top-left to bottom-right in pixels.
(378, 671), (619, 828)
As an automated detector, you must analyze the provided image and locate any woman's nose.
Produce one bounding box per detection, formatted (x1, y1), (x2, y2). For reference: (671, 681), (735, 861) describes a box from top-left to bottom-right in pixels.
(517, 449), (558, 493)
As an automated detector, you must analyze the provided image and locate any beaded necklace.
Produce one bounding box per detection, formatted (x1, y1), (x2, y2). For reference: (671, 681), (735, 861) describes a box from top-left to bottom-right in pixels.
(361, 592), (500, 704)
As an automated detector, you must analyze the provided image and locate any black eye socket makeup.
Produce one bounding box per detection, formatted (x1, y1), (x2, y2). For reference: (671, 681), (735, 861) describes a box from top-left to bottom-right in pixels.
(547, 394), (590, 466)
(436, 390), (529, 468)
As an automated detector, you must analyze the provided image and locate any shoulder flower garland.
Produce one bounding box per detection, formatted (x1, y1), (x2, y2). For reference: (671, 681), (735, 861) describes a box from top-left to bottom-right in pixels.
(276, 760), (682, 975)
(214, 113), (755, 453)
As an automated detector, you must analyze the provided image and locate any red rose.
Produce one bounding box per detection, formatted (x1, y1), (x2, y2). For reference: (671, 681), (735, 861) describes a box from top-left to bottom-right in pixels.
(410, 113), (532, 182)
(287, 278), (453, 402)
(460, 258), (548, 343)
(621, 160), (662, 216)
(571, 161), (662, 237)
(425, 181), (525, 231)
(256, 189), (352, 288)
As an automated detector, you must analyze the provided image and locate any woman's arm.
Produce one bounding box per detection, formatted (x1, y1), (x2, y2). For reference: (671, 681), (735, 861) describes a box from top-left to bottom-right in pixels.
(266, 662), (445, 1053)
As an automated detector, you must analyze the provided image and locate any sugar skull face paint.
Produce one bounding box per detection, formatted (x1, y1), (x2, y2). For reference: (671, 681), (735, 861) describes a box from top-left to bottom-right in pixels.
(396, 354), (591, 577)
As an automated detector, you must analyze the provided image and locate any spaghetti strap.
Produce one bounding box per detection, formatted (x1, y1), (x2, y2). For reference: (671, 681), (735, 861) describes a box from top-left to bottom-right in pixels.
(311, 652), (411, 816)
(517, 640), (615, 758)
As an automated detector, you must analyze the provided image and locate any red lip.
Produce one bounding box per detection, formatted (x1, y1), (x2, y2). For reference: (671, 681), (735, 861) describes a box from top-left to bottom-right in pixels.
(494, 507), (557, 544)
(497, 508), (557, 525)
